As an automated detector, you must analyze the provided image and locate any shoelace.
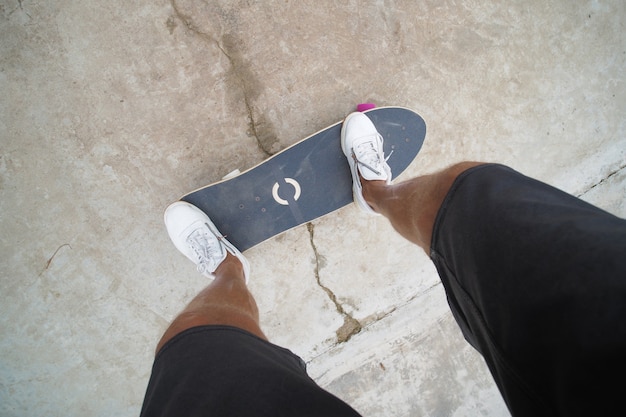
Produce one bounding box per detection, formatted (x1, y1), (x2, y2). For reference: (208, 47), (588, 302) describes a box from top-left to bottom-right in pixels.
(351, 134), (392, 176)
(186, 226), (224, 274)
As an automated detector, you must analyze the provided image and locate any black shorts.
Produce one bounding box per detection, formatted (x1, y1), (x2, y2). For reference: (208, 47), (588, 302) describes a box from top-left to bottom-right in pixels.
(430, 164), (626, 416)
(140, 326), (362, 417)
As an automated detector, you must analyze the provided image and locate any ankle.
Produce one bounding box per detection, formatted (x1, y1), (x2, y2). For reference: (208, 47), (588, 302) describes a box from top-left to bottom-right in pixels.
(214, 252), (245, 280)
(361, 178), (388, 212)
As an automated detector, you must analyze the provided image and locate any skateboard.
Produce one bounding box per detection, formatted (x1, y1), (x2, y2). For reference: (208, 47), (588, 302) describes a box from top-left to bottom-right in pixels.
(179, 106), (426, 252)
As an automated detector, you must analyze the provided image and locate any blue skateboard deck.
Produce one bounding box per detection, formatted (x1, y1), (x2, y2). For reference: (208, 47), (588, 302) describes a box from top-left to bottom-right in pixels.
(180, 106), (426, 251)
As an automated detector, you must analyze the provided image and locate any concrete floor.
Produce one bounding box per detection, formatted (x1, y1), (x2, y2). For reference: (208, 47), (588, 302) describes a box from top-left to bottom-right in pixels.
(1, 0), (624, 416)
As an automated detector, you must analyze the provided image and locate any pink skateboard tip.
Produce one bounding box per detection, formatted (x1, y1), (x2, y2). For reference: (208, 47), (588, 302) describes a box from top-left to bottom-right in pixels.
(356, 103), (376, 112)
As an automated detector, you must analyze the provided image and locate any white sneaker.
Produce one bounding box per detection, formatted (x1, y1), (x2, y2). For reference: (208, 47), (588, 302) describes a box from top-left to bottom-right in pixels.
(164, 201), (250, 282)
(341, 112), (392, 214)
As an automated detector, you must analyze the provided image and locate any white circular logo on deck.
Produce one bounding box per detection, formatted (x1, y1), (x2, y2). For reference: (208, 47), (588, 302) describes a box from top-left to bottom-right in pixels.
(272, 178), (301, 206)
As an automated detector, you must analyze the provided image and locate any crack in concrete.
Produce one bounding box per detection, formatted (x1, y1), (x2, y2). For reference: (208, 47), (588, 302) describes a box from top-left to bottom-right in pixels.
(353, 282), (440, 331)
(307, 223), (362, 343)
(169, 0), (274, 157)
(576, 163), (626, 198)
(40, 243), (72, 276)
(306, 282), (444, 365)
(8, 0), (32, 19)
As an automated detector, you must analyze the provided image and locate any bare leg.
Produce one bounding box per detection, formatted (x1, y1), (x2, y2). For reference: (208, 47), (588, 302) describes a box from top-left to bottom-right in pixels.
(362, 162), (484, 253)
(156, 253), (266, 353)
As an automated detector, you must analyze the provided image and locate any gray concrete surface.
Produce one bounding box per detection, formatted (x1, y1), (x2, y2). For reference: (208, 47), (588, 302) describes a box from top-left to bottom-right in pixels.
(1, 0), (624, 416)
